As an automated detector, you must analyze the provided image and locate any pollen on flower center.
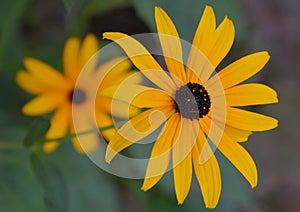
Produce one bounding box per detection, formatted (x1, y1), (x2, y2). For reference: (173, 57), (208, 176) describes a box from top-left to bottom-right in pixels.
(70, 88), (86, 104)
(174, 82), (211, 119)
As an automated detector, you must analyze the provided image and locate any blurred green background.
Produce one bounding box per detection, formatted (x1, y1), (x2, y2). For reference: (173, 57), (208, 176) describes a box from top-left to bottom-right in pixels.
(0, 0), (297, 211)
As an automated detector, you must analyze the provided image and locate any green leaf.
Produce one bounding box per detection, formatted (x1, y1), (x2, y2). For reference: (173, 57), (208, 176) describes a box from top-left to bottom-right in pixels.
(30, 153), (68, 212)
(23, 117), (51, 147)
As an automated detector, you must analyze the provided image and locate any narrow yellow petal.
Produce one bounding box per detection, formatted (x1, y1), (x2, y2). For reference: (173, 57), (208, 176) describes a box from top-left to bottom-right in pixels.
(192, 128), (221, 209)
(24, 58), (70, 90)
(103, 32), (177, 93)
(186, 6), (216, 83)
(72, 103), (100, 153)
(100, 85), (173, 108)
(98, 58), (141, 90)
(224, 83), (278, 106)
(96, 111), (117, 142)
(63, 37), (81, 82)
(43, 141), (60, 153)
(155, 7), (186, 84)
(79, 34), (99, 71)
(173, 118), (197, 204)
(226, 107), (278, 131)
(207, 52), (270, 89)
(142, 114), (180, 191)
(223, 125), (252, 142)
(43, 104), (71, 153)
(190, 6), (216, 58)
(22, 92), (66, 116)
(97, 96), (140, 119)
(105, 107), (174, 163)
(207, 17), (235, 70)
(218, 136), (258, 188)
(16, 70), (47, 94)
(46, 103), (71, 139)
(71, 132), (100, 154)
(173, 152), (192, 205)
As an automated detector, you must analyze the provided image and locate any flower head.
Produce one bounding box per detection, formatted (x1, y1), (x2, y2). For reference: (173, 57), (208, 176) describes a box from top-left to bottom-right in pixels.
(16, 34), (139, 153)
(102, 6), (278, 208)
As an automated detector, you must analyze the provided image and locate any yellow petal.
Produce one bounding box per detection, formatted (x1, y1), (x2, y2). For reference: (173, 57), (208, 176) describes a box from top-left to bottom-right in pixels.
(103, 32), (177, 93)
(224, 125), (252, 142)
(192, 128), (221, 209)
(207, 52), (270, 89)
(63, 37), (81, 82)
(189, 16), (234, 83)
(226, 107), (278, 131)
(141, 113), (181, 191)
(186, 6), (216, 83)
(99, 58), (141, 90)
(22, 92), (66, 116)
(224, 83), (278, 106)
(173, 153), (192, 205)
(189, 6), (216, 58)
(72, 103), (100, 153)
(207, 16), (235, 70)
(79, 34), (99, 71)
(16, 70), (47, 94)
(43, 141), (60, 153)
(71, 132), (100, 154)
(24, 58), (70, 90)
(105, 106), (174, 163)
(155, 7), (186, 84)
(97, 96), (141, 119)
(173, 118), (197, 204)
(96, 111), (116, 142)
(46, 103), (71, 139)
(218, 136), (258, 188)
(43, 103), (71, 153)
(100, 85), (173, 109)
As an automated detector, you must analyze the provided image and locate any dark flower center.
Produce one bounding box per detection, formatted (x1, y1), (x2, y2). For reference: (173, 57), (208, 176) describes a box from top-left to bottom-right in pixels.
(70, 89), (86, 104)
(174, 82), (211, 119)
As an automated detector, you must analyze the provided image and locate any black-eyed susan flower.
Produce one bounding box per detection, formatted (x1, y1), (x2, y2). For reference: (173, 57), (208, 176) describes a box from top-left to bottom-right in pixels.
(16, 34), (139, 153)
(102, 6), (278, 208)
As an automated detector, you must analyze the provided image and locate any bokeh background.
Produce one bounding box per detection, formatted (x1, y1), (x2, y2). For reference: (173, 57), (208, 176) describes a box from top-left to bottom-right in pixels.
(0, 0), (298, 211)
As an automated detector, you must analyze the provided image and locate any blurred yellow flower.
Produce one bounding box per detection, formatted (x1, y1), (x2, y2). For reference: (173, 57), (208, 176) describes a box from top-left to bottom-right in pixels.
(102, 6), (278, 208)
(16, 34), (139, 153)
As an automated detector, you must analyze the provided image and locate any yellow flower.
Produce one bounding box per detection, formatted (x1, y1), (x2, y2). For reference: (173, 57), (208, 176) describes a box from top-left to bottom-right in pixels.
(102, 6), (278, 208)
(16, 34), (139, 153)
